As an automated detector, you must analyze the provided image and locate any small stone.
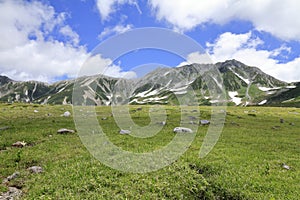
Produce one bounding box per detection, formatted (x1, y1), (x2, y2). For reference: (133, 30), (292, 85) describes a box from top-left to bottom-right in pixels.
(173, 127), (193, 133)
(282, 163), (290, 170)
(200, 120), (210, 125)
(188, 116), (197, 120)
(7, 172), (20, 181)
(272, 126), (280, 130)
(27, 166), (43, 174)
(57, 128), (75, 134)
(0, 126), (10, 131)
(289, 122), (295, 126)
(61, 111), (71, 117)
(101, 117), (107, 120)
(157, 121), (166, 126)
(136, 107), (142, 111)
(12, 141), (26, 148)
(0, 187), (22, 199)
(120, 129), (131, 134)
(280, 118), (284, 123)
(34, 110), (39, 113)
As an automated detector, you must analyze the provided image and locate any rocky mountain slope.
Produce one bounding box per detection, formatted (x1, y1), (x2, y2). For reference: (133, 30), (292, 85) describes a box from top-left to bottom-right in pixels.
(0, 60), (299, 106)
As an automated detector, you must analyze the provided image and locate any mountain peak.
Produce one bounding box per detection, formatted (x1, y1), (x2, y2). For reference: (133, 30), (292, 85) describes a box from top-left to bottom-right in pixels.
(0, 75), (12, 85)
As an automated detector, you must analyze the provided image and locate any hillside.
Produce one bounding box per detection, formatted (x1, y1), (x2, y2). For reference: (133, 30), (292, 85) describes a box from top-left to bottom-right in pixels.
(0, 60), (299, 106)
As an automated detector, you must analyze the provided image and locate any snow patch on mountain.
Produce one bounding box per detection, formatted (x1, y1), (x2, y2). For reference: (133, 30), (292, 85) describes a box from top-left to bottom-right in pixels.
(258, 87), (281, 91)
(258, 100), (267, 105)
(228, 91), (242, 105)
(229, 68), (250, 84)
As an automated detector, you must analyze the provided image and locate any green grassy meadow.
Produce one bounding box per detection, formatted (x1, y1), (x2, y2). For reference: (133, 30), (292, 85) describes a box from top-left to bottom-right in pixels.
(0, 103), (299, 199)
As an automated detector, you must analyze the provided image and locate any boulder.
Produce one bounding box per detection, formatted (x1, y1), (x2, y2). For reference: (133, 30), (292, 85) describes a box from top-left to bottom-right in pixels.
(0, 187), (22, 200)
(6, 172), (20, 181)
(200, 120), (210, 125)
(12, 141), (26, 148)
(57, 128), (75, 134)
(120, 129), (131, 134)
(62, 111), (71, 117)
(0, 126), (10, 131)
(2, 172), (20, 184)
(282, 163), (290, 170)
(173, 127), (193, 133)
(27, 166), (43, 174)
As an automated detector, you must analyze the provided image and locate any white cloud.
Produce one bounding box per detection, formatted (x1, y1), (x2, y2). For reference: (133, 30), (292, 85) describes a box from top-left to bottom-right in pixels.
(98, 24), (133, 40)
(59, 25), (80, 46)
(149, 0), (300, 41)
(96, 0), (141, 21)
(177, 51), (212, 67)
(0, 0), (88, 83)
(81, 54), (136, 79)
(206, 32), (300, 82)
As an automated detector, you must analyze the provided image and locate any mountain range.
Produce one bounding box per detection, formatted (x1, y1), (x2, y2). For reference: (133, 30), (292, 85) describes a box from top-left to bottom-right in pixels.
(0, 60), (299, 107)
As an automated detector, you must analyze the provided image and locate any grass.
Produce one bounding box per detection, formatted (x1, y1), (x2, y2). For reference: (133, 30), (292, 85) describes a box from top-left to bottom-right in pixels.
(0, 103), (299, 199)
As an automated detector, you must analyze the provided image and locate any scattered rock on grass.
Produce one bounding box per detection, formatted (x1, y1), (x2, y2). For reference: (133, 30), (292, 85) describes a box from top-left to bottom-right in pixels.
(61, 111), (71, 117)
(200, 120), (210, 125)
(120, 129), (131, 135)
(57, 128), (75, 134)
(289, 122), (295, 126)
(280, 118), (284, 123)
(272, 126), (280, 130)
(12, 141), (26, 148)
(282, 163), (290, 170)
(173, 127), (193, 133)
(0, 126), (10, 131)
(34, 110), (39, 113)
(157, 121), (166, 126)
(27, 166), (43, 174)
(2, 172), (20, 184)
(0, 187), (22, 200)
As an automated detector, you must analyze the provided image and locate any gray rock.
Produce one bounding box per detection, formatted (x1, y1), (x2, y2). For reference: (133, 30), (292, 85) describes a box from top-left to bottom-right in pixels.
(282, 163), (290, 170)
(0, 126), (10, 131)
(7, 172), (20, 182)
(200, 120), (210, 125)
(173, 127), (193, 133)
(157, 121), (166, 126)
(12, 141), (26, 148)
(2, 172), (20, 184)
(57, 128), (75, 134)
(188, 116), (197, 120)
(27, 166), (43, 174)
(62, 111), (71, 117)
(0, 187), (22, 200)
(120, 129), (131, 134)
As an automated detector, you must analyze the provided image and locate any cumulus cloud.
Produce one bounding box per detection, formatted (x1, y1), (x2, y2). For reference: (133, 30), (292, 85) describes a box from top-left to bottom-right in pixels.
(96, 0), (142, 21)
(98, 24), (133, 40)
(59, 25), (80, 46)
(206, 32), (300, 82)
(149, 0), (300, 41)
(81, 54), (137, 79)
(0, 0), (89, 83)
(177, 51), (212, 67)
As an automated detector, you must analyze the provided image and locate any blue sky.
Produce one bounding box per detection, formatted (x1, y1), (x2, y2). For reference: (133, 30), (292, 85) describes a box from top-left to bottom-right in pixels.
(0, 0), (299, 83)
